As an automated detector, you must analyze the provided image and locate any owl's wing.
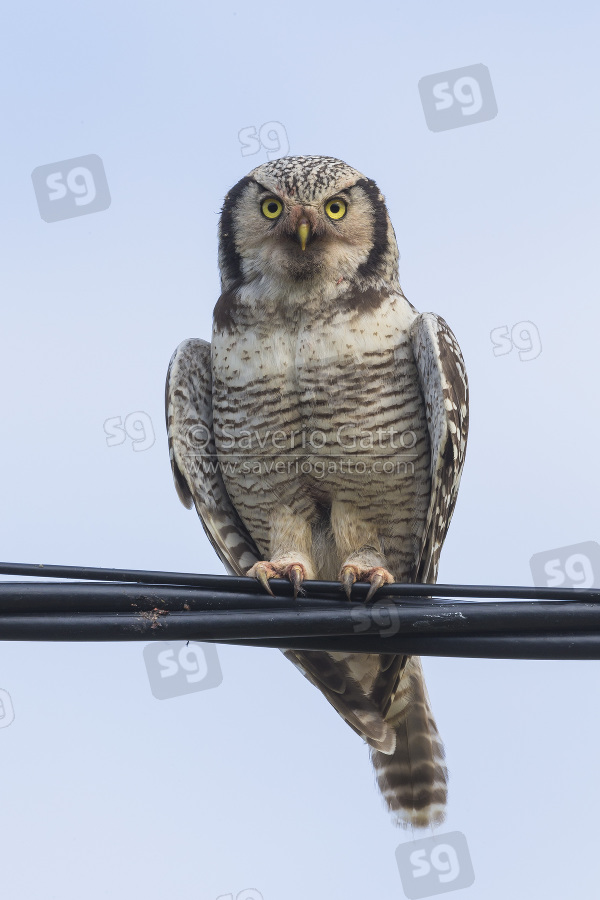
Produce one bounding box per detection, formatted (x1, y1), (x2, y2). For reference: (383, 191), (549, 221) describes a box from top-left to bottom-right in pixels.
(410, 313), (469, 584)
(343, 315), (466, 825)
(166, 340), (399, 751)
(283, 649), (397, 751)
(166, 338), (261, 575)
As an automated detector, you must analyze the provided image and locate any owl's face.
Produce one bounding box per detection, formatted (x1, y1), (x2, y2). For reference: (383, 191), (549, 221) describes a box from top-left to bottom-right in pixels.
(218, 156), (400, 296)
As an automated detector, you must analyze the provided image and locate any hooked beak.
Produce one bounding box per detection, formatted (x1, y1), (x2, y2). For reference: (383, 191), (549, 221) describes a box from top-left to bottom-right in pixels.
(297, 218), (310, 251)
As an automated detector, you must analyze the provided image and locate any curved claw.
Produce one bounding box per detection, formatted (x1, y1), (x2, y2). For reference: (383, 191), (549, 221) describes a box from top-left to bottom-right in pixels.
(248, 561), (308, 598)
(341, 566), (357, 600)
(255, 566), (275, 597)
(289, 564), (304, 598)
(365, 572), (386, 602)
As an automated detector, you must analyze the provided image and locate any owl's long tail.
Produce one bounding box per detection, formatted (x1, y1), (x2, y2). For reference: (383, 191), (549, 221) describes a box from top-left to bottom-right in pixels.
(370, 656), (447, 828)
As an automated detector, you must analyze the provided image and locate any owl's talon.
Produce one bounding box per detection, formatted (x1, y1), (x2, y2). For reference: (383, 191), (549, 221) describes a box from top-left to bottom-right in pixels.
(339, 564), (394, 601)
(247, 560), (308, 597)
(340, 566), (358, 600)
(366, 573), (386, 601)
(247, 561), (280, 596)
(364, 567), (394, 600)
(256, 568), (276, 596)
(288, 564), (304, 598)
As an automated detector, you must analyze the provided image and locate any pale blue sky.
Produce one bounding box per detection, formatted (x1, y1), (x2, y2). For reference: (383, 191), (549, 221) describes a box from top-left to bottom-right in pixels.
(1, 2), (599, 898)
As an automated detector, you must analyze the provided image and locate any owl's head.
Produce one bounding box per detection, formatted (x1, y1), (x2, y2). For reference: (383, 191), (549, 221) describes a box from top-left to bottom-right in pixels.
(218, 156), (400, 297)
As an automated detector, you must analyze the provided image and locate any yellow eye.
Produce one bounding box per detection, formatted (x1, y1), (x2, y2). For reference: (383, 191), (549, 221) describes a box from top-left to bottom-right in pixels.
(261, 197), (283, 219)
(325, 198), (347, 220)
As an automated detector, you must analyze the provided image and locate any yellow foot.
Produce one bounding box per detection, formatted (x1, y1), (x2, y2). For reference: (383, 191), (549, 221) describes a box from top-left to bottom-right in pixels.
(339, 565), (394, 601)
(247, 561), (307, 598)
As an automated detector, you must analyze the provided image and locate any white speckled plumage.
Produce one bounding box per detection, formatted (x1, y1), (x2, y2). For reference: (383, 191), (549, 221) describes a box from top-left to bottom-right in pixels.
(165, 156), (469, 828)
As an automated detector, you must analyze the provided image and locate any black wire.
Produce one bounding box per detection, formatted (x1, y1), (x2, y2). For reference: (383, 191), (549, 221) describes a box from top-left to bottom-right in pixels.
(221, 634), (600, 660)
(0, 562), (600, 657)
(1, 560), (599, 658)
(0, 606), (599, 658)
(0, 582), (599, 627)
(1, 559), (599, 602)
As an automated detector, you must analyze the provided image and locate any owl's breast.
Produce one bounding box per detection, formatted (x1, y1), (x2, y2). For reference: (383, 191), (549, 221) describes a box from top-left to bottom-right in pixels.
(294, 301), (428, 469)
(211, 291), (428, 505)
(211, 318), (301, 460)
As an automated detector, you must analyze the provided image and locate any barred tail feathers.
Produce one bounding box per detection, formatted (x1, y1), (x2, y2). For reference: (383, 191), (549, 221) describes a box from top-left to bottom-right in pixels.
(370, 657), (447, 828)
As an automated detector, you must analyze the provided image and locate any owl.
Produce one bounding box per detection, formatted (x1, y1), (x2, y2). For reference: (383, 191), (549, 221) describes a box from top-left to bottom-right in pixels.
(165, 156), (469, 828)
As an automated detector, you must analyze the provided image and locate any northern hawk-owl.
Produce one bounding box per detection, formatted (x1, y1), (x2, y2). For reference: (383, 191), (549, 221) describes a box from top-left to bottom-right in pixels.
(166, 155), (469, 828)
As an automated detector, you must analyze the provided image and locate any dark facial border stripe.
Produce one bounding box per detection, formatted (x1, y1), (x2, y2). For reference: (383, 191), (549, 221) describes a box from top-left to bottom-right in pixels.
(219, 175), (255, 284)
(354, 178), (389, 281)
